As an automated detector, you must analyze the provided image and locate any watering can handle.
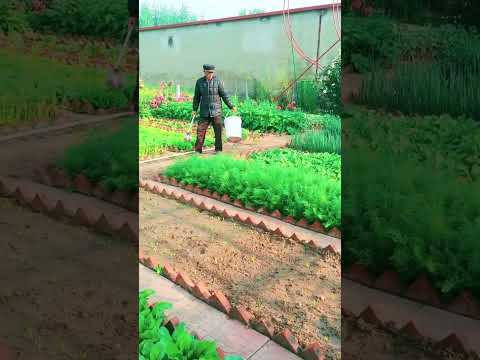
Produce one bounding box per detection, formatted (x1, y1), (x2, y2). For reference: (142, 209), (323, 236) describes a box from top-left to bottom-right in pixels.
(188, 114), (196, 132)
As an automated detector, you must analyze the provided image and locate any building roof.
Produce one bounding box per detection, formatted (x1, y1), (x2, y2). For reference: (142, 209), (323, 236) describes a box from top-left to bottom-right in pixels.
(140, 4), (335, 32)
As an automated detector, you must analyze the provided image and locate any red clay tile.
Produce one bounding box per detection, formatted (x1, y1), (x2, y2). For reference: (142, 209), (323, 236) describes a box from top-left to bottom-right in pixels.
(212, 191), (221, 200)
(139, 179), (147, 188)
(74, 174), (92, 195)
(52, 168), (70, 188)
(169, 178), (179, 186)
(274, 329), (300, 353)
(193, 185), (202, 194)
(13, 187), (29, 205)
(109, 189), (131, 208)
(221, 194), (231, 203)
(94, 214), (113, 235)
(328, 227), (341, 238)
(448, 290), (480, 319)
(30, 194), (47, 213)
(273, 227), (286, 237)
(232, 305), (253, 326)
(290, 233), (302, 242)
(358, 306), (382, 326)
(199, 202), (209, 211)
(73, 208), (91, 227)
(270, 209), (283, 219)
(49, 200), (66, 219)
(436, 333), (467, 354)
(346, 263), (374, 286)
(34, 168), (51, 186)
(253, 318), (275, 337)
(209, 290), (232, 315)
(295, 218), (310, 228)
(245, 204), (256, 211)
(301, 342), (325, 360)
(0, 179), (13, 196)
(323, 244), (337, 254)
(310, 220), (326, 233)
(405, 273), (441, 306)
(202, 188), (212, 197)
(92, 183), (110, 200)
(185, 184), (194, 192)
(191, 282), (211, 302)
(257, 221), (269, 231)
(243, 216), (257, 226)
(400, 321), (422, 339)
(257, 207), (268, 215)
(233, 199), (244, 208)
(162, 263), (178, 282)
(283, 216), (296, 224)
(307, 240), (319, 249)
(374, 270), (404, 294)
(175, 272), (195, 291)
(116, 222), (137, 243)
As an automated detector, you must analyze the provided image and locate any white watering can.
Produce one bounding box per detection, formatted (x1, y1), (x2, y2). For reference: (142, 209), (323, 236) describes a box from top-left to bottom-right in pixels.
(224, 116), (242, 143)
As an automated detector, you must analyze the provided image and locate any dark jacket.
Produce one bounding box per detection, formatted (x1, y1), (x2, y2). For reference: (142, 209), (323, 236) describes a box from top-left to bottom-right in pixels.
(128, 0), (138, 18)
(193, 76), (234, 118)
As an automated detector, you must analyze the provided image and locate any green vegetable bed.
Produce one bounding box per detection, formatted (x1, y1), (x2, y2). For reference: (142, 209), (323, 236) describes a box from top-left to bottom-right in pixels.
(250, 148), (341, 181)
(140, 126), (215, 158)
(343, 109), (480, 297)
(140, 290), (242, 360)
(164, 155), (341, 229)
(57, 119), (138, 192)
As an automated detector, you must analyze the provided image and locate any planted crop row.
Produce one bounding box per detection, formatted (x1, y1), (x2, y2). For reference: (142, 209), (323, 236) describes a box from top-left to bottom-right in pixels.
(343, 110), (480, 297)
(139, 126), (215, 158)
(164, 155), (341, 229)
(1, 50), (133, 126)
(139, 290), (242, 360)
(57, 119), (138, 192)
(290, 115), (341, 154)
(359, 60), (480, 120)
(250, 148), (341, 181)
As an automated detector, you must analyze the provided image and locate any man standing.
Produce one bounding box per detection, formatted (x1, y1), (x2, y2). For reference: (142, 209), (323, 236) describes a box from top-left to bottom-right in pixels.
(193, 64), (237, 154)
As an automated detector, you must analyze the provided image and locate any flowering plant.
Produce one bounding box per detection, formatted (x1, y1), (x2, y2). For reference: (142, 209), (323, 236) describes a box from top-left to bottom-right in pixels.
(318, 58), (341, 114)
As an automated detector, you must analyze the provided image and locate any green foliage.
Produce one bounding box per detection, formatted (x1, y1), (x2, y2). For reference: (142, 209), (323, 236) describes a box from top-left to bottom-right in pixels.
(251, 148), (341, 181)
(139, 126), (215, 158)
(359, 60), (480, 120)
(165, 155), (341, 228)
(57, 119), (138, 192)
(296, 80), (319, 114)
(343, 109), (480, 297)
(0, 50), (132, 126)
(290, 115), (341, 154)
(29, 0), (129, 38)
(139, 290), (243, 360)
(140, 86), (316, 134)
(0, 0), (30, 34)
(140, 1), (197, 27)
(317, 58), (341, 114)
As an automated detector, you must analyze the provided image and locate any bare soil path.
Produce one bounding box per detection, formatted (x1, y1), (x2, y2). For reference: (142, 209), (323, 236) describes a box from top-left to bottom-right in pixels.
(139, 189), (341, 359)
(0, 198), (137, 360)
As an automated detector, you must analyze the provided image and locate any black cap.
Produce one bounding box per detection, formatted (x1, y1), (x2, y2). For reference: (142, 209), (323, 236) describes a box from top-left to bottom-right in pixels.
(203, 64), (215, 71)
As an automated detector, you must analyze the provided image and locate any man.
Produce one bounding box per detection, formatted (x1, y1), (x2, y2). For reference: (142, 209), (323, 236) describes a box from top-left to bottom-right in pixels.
(193, 64), (237, 154)
(128, 0), (139, 112)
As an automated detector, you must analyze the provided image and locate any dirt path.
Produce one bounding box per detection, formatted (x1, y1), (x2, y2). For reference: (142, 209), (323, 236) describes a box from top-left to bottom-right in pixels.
(0, 115), (131, 178)
(0, 198), (137, 360)
(139, 189), (341, 359)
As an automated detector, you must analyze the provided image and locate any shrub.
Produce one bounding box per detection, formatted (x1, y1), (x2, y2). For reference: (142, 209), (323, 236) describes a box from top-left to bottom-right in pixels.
(317, 58), (341, 114)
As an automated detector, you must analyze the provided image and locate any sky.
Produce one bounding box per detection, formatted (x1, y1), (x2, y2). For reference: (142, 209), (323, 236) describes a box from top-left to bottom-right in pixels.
(139, 0), (337, 20)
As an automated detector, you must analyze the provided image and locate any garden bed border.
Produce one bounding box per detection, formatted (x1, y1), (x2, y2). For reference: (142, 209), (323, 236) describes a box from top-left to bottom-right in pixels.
(139, 251), (325, 360)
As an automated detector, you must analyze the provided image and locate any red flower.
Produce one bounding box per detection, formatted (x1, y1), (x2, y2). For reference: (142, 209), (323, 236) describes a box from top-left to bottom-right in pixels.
(276, 105), (283, 110)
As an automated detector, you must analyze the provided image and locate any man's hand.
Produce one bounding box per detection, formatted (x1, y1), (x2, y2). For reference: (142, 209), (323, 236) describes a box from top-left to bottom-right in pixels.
(128, 17), (137, 28)
(232, 107), (238, 113)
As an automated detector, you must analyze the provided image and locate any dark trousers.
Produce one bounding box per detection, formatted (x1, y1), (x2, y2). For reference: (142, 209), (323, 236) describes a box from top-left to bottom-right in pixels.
(195, 116), (222, 153)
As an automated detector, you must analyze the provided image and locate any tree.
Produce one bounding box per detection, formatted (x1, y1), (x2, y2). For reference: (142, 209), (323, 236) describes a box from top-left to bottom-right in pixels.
(140, 1), (197, 27)
(238, 8), (266, 16)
